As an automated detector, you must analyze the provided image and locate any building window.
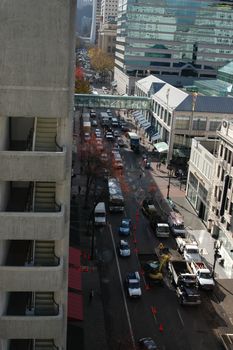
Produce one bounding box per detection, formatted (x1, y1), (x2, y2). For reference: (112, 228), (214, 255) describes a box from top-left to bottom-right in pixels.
(199, 183), (208, 202)
(221, 169), (225, 182)
(189, 172), (198, 189)
(226, 222), (231, 231)
(193, 118), (207, 130)
(224, 147), (228, 161)
(218, 189), (222, 202)
(164, 110), (167, 124)
(220, 144), (223, 157)
(176, 116), (190, 130)
(225, 197), (229, 210)
(209, 121), (221, 131)
(229, 177), (232, 189)
(217, 165), (221, 178)
(214, 186), (218, 198)
(168, 113), (171, 126)
(228, 150), (232, 164)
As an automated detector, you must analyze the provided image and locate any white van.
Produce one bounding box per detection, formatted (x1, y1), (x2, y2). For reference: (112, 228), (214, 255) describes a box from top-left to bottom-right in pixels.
(168, 212), (187, 237)
(94, 202), (106, 226)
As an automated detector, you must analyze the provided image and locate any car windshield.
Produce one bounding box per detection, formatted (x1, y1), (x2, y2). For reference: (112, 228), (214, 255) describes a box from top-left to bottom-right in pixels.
(174, 224), (185, 230)
(148, 261), (160, 270)
(187, 249), (199, 254)
(128, 281), (140, 289)
(157, 226), (169, 233)
(121, 244), (129, 250)
(122, 221), (130, 227)
(200, 272), (212, 279)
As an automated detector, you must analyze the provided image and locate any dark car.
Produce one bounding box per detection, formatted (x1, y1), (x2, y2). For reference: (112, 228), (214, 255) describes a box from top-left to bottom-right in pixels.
(139, 337), (157, 349)
(121, 123), (131, 132)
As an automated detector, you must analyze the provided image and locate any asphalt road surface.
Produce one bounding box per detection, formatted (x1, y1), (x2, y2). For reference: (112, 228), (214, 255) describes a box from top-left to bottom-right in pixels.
(91, 114), (225, 350)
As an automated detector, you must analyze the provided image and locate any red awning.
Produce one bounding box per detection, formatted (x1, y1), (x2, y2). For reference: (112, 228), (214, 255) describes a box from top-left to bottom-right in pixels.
(69, 267), (82, 291)
(69, 247), (81, 267)
(68, 292), (83, 321)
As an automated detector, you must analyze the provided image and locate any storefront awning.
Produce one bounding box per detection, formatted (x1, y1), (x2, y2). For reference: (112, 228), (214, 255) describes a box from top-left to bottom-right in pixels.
(153, 141), (168, 153)
(135, 115), (145, 122)
(132, 111), (141, 117)
(68, 292), (83, 321)
(141, 122), (151, 130)
(151, 133), (161, 142)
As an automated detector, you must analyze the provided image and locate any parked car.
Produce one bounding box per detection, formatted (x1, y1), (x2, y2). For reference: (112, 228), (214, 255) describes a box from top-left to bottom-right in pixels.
(138, 337), (157, 349)
(114, 130), (120, 137)
(117, 137), (125, 147)
(105, 132), (114, 140)
(91, 119), (98, 126)
(118, 240), (131, 257)
(125, 272), (141, 298)
(121, 123), (131, 132)
(84, 133), (91, 141)
(119, 218), (131, 235)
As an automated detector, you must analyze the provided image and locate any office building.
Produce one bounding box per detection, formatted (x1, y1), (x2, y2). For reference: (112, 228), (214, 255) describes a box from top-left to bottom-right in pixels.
(135, 75), (233, 163)
(114, 0), (233, 95)
(0, 1), (75, 348)
(208, 121), (233, 278)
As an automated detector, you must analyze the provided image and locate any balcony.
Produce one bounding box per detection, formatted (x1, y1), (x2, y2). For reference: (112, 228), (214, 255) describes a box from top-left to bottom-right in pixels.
(0, 148), (66, 182)
(0, 187), (65, 240)
(0, 240), (63, 291)
(0, 293), (63, 339)
(9, 339), (60, 350)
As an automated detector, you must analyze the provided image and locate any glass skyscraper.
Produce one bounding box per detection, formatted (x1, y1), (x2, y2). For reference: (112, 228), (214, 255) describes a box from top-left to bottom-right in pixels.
(114, 0), (233, 94)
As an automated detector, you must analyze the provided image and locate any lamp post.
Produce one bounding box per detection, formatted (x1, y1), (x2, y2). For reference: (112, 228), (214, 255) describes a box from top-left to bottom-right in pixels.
(166, 164), (173, 200)
(212, 240), (222, 278)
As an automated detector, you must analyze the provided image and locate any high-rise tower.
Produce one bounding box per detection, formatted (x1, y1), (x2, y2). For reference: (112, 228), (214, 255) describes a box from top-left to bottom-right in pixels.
(114, 0), (233, 94)
(0, 1), (76, 348)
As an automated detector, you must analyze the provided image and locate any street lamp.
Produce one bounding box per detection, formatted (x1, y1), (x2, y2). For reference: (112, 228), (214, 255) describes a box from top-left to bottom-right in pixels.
(212, 240), (222, 278)
(166, 164), (173, 200)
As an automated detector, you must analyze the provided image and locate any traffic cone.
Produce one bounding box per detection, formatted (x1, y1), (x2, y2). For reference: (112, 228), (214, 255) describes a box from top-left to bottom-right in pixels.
(159, 323), (164, 332)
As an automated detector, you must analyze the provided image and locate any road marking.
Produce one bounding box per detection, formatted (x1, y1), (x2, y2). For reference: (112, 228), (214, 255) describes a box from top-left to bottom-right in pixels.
(108, 223), (136, 350)
(177, 309), (184, 327)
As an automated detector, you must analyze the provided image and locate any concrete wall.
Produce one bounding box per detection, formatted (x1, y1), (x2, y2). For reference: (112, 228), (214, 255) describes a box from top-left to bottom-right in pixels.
(0, 0), (76, 119)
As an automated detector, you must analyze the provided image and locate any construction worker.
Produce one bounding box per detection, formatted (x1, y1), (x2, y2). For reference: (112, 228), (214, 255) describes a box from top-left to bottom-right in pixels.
(158, 242), (165, 255)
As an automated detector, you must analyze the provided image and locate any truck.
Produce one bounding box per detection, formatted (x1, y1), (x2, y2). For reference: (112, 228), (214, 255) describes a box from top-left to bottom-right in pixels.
(168, 211), (187, 238)
(94, 202), (106, 226)
(127, 132), (140, 153)
(187, 261), (215, 290)
(176, 236), (202, 262)
(168, 260), (201, 305)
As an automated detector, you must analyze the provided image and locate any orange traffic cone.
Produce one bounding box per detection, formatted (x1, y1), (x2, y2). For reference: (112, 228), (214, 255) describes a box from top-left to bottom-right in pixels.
(159, 323), (164, 332)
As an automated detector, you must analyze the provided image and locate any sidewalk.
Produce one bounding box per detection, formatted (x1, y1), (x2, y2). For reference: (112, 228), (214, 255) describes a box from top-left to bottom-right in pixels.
(69, 112), (108, 350)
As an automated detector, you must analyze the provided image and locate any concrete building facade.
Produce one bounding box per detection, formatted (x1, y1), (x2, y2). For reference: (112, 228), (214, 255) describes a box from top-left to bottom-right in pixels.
(208, 121), (233, 278)
(0, 1), (76, 349)
(135, 75), (233, 165)
(114, 0), (233, 95)
(186, 138), (218, 222)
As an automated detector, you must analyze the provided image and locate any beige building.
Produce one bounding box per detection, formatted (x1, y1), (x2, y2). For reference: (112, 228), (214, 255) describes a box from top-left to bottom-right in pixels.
(98, 23), (117, 55)
(186, 138), (218, 222)
(209, 121), (233, 278)
(0, 1), (76, 349)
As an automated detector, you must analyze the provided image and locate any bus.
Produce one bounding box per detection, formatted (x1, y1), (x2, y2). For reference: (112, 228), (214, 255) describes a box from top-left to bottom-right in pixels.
(108, 177), (124, 212)
(127, 132), (140, 153)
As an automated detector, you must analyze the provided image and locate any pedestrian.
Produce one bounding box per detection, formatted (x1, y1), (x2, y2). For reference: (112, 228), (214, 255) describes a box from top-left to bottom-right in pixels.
(78, 185), (81, 194)
(158, 162), (161, 170)
(89, 289), (94, 302)
(139, 173), (142, 179)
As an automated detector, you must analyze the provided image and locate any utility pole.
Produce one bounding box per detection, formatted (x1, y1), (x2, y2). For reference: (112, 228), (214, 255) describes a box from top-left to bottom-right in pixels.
(166, 164), (173, 200)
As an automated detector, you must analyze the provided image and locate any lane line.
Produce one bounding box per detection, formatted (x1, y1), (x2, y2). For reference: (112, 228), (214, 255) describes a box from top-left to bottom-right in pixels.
(177, 309), (184, 327)
(108, 223), (136, 350)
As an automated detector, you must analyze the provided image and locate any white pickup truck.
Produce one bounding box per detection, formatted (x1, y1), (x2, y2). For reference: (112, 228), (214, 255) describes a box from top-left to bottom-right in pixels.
(176, 237), (202, 262)
(188, 261), (215, 290)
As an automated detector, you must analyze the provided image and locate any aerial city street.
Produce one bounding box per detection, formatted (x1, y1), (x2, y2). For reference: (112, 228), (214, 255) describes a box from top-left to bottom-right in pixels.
(0, 1), (233, 350)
